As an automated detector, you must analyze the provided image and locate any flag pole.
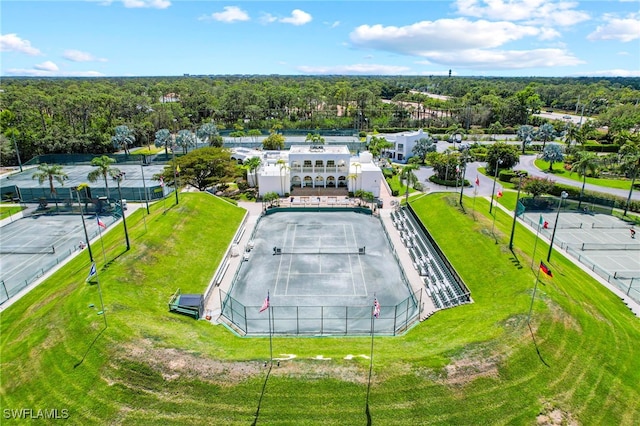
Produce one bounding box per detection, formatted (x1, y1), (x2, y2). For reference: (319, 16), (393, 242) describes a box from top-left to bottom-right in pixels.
(365, 296), (377, 425)
(268, 291), (273, 365)
(527, 264), (543, 324)
(94, 265), (108, 329)
(97, 218), (107, 264)
(530, 217), (542, 270)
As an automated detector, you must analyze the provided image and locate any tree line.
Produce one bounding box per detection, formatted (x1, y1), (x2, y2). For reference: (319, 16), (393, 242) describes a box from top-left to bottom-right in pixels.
(1, 75), (639, 165)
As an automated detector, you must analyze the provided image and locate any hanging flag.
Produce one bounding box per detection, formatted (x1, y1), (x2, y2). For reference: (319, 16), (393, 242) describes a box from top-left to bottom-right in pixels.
(86, 263), (97, 281)
(539, 214), (544, 227)
(96, 216), (107, 229)
(516, 201), (526, 217)
(543, 220), (549, 229)
(259, 293), (270, 313)
(539, 261), (553, 277)
(475, 176), (480, 186)
(373, 298), (381, 318)
(497, 188), (503, 198)
(456, 165), (460, 174)
(160, 176), (165, 188)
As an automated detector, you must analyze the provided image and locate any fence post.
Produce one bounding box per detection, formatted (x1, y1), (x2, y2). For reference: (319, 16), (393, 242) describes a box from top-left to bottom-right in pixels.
(628, 278), (635, 296)
(244, 306), (248, 334)
(1, 280), (9, 301)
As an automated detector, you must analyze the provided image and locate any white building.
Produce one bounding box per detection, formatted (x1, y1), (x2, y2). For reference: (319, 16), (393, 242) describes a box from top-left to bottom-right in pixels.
(369, 128), (430, 163)
(231, 145), (382, 197)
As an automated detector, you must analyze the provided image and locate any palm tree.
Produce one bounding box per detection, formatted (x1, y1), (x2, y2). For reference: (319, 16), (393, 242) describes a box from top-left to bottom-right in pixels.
(536, 123), (555, 151)
(175, 129), (197, 154)
(541, 143), (564, 171)
(276, 159), (289, 196)
(32, 163), (68, 210)
(87, 155), (120, 199)
(197, 122), (222, 147)
(154, 128), (171, 156)
(111, 125), (135, 155)
(517, 125), (535, 154)
(618, 133), (640, 215)
(400, 163), (419, 204)
(244, 156), (262, 190)
(352, 162), (361, 192)
(571, 151), (599, 209)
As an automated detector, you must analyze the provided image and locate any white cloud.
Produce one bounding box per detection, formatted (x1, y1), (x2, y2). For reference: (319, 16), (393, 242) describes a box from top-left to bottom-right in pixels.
(297, 63), (411, 75)
(350, 18), (544, 54)
(203, 6), (250, 23)
(63, 49), (107, 62)
(259, 13), (278, 24)
(0, 34), (42, 55)
(280, 9), (312, 26)
(455, 0), (590, 27)
(419, 48), (583, 70)
(122, 0), (171, 9)
(34, 61), (59, 71)
(325, 21), (340, 28)
(587, 14), (640, 42)
(6, 67), (105, 77)
(576, 69), (640, 77)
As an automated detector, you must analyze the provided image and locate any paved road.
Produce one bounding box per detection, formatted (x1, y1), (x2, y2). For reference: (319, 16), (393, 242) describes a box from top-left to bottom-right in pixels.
(413, 145), (638, 201)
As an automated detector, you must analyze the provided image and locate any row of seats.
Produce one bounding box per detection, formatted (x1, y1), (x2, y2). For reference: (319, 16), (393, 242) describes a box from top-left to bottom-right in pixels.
(391, 208), (471, 310)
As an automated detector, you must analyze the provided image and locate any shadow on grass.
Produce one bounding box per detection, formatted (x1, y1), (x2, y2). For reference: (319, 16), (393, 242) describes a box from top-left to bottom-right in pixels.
(73, 326), (106, 369)
(251, 363), (273, 426)
(527, 322), (550, 368)
(509, 250), (524, 270)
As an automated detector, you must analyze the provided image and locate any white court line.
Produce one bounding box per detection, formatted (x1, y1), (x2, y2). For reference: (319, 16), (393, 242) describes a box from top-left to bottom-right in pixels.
(352, 224), (368, 297)
(284, 224), (298, 295)
(1, 221), (84, 281)
(273, 223), (291, 295)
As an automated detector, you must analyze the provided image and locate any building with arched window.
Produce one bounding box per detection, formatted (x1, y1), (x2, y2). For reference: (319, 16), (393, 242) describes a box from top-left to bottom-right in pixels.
(231, 145), (383, 197)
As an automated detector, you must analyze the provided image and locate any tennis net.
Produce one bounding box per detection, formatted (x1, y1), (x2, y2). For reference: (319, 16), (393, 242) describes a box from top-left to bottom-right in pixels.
(0, 245), (55, 255)
(570, 243), (640, 251)
(274, 246), (365, 255)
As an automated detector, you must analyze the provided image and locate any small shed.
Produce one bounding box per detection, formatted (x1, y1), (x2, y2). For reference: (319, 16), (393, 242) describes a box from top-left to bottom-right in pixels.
(168, 289), (204, 320)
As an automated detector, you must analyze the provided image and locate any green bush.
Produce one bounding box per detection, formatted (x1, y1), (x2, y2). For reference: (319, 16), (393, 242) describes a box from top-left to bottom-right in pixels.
(583, 143), (621, 153)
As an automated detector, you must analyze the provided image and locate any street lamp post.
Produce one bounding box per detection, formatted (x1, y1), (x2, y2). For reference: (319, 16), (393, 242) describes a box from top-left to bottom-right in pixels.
(508, 172), (527, 251)
(546, 191), (569, 262)
(140, 158), (150, 214)
(114, 172), (131, 251)
(489, 158), (503, 214)
(172, 144), (179, 205)
(74, 186), (93, 262)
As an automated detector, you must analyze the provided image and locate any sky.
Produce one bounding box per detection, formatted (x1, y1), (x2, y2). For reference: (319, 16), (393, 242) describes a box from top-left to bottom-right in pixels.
(1, 0), (639, 78)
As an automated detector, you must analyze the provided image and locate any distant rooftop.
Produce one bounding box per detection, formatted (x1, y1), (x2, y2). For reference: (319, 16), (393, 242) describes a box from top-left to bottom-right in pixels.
(289, 145), (350, 154)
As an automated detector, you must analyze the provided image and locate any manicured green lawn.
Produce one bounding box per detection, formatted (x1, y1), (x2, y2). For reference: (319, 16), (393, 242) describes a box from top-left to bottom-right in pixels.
(534, 159), (633, 190)
(387, 174), (418, 195)
(1, 192), (639, 424)
(0, 205), (24, 220)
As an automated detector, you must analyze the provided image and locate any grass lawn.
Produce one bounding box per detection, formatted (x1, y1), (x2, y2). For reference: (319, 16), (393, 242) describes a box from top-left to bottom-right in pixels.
(130, 145), (166, 155)
(0, 205), (24, 220)
(1, 192), (639, 424)
(534, 159), (633, 190)
(387, 174), (418, 196)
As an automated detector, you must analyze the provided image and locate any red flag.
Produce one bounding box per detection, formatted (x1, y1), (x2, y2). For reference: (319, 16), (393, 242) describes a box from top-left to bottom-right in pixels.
(539, 261), (553, 277)
(160, 176), (165, 188)
(497, 189), (503, 198)
(475, 176), (480, 186)
(373, 298), (381, 318)
(543, 221), (549, 229)
(259, 293), (270, 313)
(96, 216), (107, 229)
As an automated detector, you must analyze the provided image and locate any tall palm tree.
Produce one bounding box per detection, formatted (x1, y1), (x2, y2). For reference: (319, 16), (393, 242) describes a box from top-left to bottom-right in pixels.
(87, 155), (120, 199)
(175, 129), (197, 154)
(571, 151), (599, 209)
(111, 125), (135, 155)
(244, 156), (262, 190)
(618, 133), (640, 215)
(277, 159), (289, 196)
(154, 128), (171, 156)
(400, 163), (419, 204)
(536, 123), (556, 151)
(197, 121), (222, 147)
(32, 163), (68, 210)
(517, 124), (535, 154)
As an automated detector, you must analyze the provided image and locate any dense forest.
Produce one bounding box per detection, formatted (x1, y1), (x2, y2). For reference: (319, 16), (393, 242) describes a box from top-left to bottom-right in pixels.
(1, 75), (639, 165)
